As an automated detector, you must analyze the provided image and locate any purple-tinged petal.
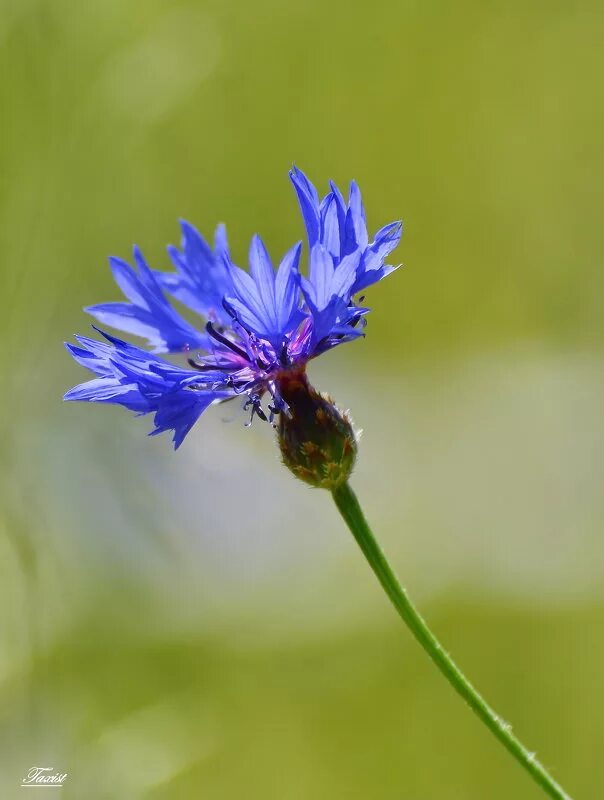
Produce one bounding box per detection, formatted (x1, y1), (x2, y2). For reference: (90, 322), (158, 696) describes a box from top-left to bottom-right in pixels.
(307, 245), (334, 310)
(153, 271), (204, 316)
(249, 235), (278, 328)
(227, 260), (271, 329)
(352, 263), (400, 294)
(344, 180), (368, 254)
(150, 389), (223, 449)
(64, 378), (148, 410)
(86, 247), (207, 354)
(214, 223), (230, 260)
(275, 242), (302, 330)
(363, 220), (403, 273)
(109, 258), (149, 308)
(332, 250), (361, 300)
(289, 166), (321, 247)
(223, 296), (272, 338)
(320, 194), (341, 261)
(64, 332), (234, 447)
(329, 180), (347, 246)
(225, 239), (306, 347)
(64, 341), (114, 377)
(180, 220), (214, 282)
(159, 221), (233, 323)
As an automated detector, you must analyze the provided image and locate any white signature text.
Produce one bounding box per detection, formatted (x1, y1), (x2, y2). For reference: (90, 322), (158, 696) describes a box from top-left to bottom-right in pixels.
(21, 767), (67, 787)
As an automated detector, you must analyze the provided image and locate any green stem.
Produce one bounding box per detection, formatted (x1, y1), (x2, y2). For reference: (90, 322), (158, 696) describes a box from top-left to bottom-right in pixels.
(332, 482), (572, 800)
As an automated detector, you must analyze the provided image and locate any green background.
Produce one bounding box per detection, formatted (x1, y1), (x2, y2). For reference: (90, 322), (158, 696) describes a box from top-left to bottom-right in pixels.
(1, 1), (603, 797)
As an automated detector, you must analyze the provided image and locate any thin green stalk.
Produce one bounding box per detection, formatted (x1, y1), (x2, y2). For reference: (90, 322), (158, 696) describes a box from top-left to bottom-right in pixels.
(332, 482), (572, 800)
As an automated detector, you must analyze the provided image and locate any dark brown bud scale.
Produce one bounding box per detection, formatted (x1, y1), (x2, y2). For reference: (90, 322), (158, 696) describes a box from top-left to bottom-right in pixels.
(276, 369), (357, 490)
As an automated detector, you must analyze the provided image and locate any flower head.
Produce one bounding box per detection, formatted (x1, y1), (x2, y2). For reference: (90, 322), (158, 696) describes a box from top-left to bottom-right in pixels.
(65, 168), (402, 449)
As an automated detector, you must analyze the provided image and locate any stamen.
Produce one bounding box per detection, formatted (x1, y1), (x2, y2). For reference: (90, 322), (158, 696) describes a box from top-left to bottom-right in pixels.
(222, 299), (255, 338)
(222, 298), (238, 321)
(187, 357), (234, 372)
(267, 381), (291, 420)
(225, 375), (248, 395)
(243, 393), (268, 425)
(267, 403), (281, 426)
(279, 342), (290, 367)
(254, 404), (268, 422)
(205, 321), (248, 361)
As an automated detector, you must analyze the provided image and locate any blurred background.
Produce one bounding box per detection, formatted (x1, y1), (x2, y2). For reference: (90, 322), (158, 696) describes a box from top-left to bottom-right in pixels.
(1, 1), (603, 797)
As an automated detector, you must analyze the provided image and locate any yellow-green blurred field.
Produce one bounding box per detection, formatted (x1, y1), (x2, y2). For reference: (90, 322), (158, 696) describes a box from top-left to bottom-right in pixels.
(1, 1), (603, 797)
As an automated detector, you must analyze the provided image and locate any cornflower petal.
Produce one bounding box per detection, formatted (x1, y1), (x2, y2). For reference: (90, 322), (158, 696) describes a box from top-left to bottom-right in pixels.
(274, 242), (302, 330)
(64, 330), (233, 447)
(346, 181), (369, 251)
(248, 235), (278, 329)
(158, 221), (233, 324)
(289, 166), (321, 247)
(86, 248), (207, 354)
(291, 168), (402, 301)
(320, 194), (341, 261)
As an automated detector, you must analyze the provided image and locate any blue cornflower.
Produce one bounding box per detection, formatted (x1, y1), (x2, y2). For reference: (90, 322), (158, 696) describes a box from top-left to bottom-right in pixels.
(64, 168), (402, 449)
(61, 172), (575, 799)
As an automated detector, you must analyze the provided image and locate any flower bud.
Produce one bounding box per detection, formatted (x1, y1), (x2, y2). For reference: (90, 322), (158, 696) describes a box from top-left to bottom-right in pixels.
(276, 370), (357, 490)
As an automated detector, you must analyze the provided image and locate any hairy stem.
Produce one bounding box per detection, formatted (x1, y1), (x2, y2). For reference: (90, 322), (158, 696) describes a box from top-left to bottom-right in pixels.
(332, 482), (572, 800)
